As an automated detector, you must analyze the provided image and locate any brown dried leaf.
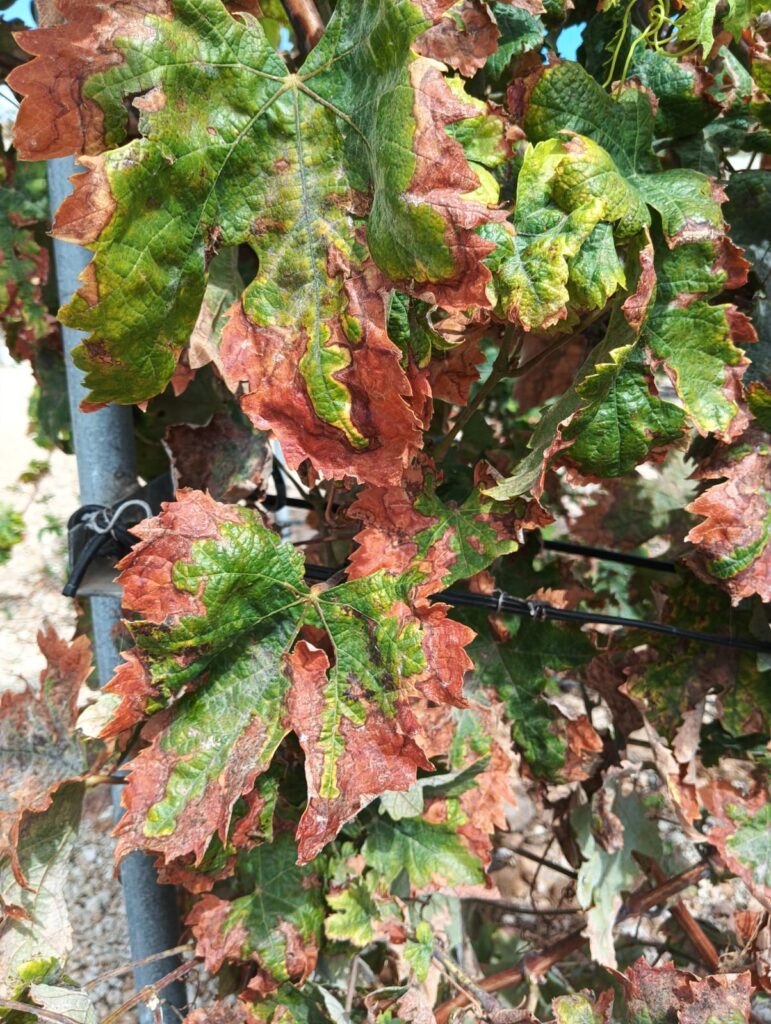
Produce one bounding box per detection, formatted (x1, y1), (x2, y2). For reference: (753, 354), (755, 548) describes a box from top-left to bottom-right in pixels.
(686, 431), (771, 604)
(701, 777), (771, 906)
(0, 627), (95, 878)
(165, 407), (272, 503)
(414, 0), (500, 78)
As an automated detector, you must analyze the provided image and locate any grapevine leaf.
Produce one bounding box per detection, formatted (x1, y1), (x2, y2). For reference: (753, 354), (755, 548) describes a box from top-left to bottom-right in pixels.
(725, 171), (771, 292)
(636, 233), (754, 440)
(0, 151), (52, 357)
(414, 0), (500, 78)
(552, 992), (613, 1024)
(186, 248), (244, 379)
(182, 1007), (259, 1024)
(416, 695), (517, 866)
(348, 468), (521, 598)
(566, 449), (697, 553)
(686, 432), (771, 603)
(679, 973), (755, 1024)
(701, 779), (771, 903)
(156, 774), (280, 893)
(9, 0), (501, 485)
(379, 757), (490, 820)
(245, 984), (351, 1024)
(468, 613), (594, 779)
(324, 880), (381, 947)
(487, 221), (753, 502)
(568, 223), (628, 313)
(366, 988), (436, 1024)
(484, 3), (544, 80)
(166, 404), (273, 503)
(521, 62), (725, 246)
(628, 49), (719, 140)
(678, 0), (766, 57)
(724, 171), (771, 421)
(362, 815), (484, 892)
(188, 833), (324, 996)
(644, 302), (754, 441)
(564, 347), (686, 478)
(404, 921), (433, 981)
(484, 288), (665, 501)
(0, 504), (24, 566)
(27, 984), (99, 1024)
(444, 77), (511, 182)
(481, 134), (641, 331)
(619, 958), (753, 1023)
(91, 491), (472, 864)
(250, 0), (293, 51)
(0, 784), (83, 1001)
(677, 0), (722, 57)
(0, 627), (95, 878)
(651, 235), (751, 306)
(574, 773), (661, 968)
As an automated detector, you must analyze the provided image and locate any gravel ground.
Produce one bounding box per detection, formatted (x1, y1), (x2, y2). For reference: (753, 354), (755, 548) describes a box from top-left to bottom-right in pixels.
(0, 360), (79, 685)
(67, 790), (134, 1020)
(1, 359), (135, 1019)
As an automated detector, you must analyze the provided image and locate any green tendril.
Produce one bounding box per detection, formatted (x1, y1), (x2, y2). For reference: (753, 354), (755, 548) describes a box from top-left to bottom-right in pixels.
(603, 0), (703, 92)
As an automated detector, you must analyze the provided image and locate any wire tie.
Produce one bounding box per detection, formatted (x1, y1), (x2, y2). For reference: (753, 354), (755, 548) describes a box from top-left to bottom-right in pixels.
(85, 499), (152, 536)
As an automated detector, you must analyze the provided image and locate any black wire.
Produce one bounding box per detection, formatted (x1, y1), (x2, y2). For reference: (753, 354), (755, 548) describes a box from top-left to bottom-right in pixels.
(303, 563), (771, 654)
(542, 539), (677, 574)
(63, 505), (147, 597)
(261, 494), (316, 512)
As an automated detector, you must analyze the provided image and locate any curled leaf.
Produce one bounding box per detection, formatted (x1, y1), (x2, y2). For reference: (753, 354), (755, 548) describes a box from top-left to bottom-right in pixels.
(686, 432), (771, 604)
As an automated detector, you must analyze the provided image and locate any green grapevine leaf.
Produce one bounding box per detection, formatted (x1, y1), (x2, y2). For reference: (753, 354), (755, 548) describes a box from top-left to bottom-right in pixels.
(188, 833), (324, 995)
(362, 815), (484, 892)
(677, 0), (767, 57)
(86, 491), (473, 865)
(9, 0), (502, 485)
(324, 880), (382, 947)
(481, 134), (636, 331)
(0, 151), (52, 358)
(521, 61), (725, 246)
(468, 612), (595, 779)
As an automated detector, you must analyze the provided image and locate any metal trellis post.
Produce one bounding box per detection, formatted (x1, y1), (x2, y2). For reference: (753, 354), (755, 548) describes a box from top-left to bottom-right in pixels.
(47, 155), (188, 1024)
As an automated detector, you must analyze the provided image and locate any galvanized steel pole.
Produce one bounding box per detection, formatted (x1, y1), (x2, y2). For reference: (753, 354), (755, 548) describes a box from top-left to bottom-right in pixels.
(47, 156), (188, 1024)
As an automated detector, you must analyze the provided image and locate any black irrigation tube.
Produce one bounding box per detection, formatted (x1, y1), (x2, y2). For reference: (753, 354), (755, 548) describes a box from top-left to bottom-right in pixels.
(302, 563), (771, 654)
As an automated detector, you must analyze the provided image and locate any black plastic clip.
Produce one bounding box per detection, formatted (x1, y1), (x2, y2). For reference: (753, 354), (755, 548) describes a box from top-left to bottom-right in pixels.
(63, 499), (152, 597)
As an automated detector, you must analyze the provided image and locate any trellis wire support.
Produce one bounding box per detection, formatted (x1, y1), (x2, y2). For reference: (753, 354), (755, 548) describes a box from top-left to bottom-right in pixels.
(47, 156), (188, 1024)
